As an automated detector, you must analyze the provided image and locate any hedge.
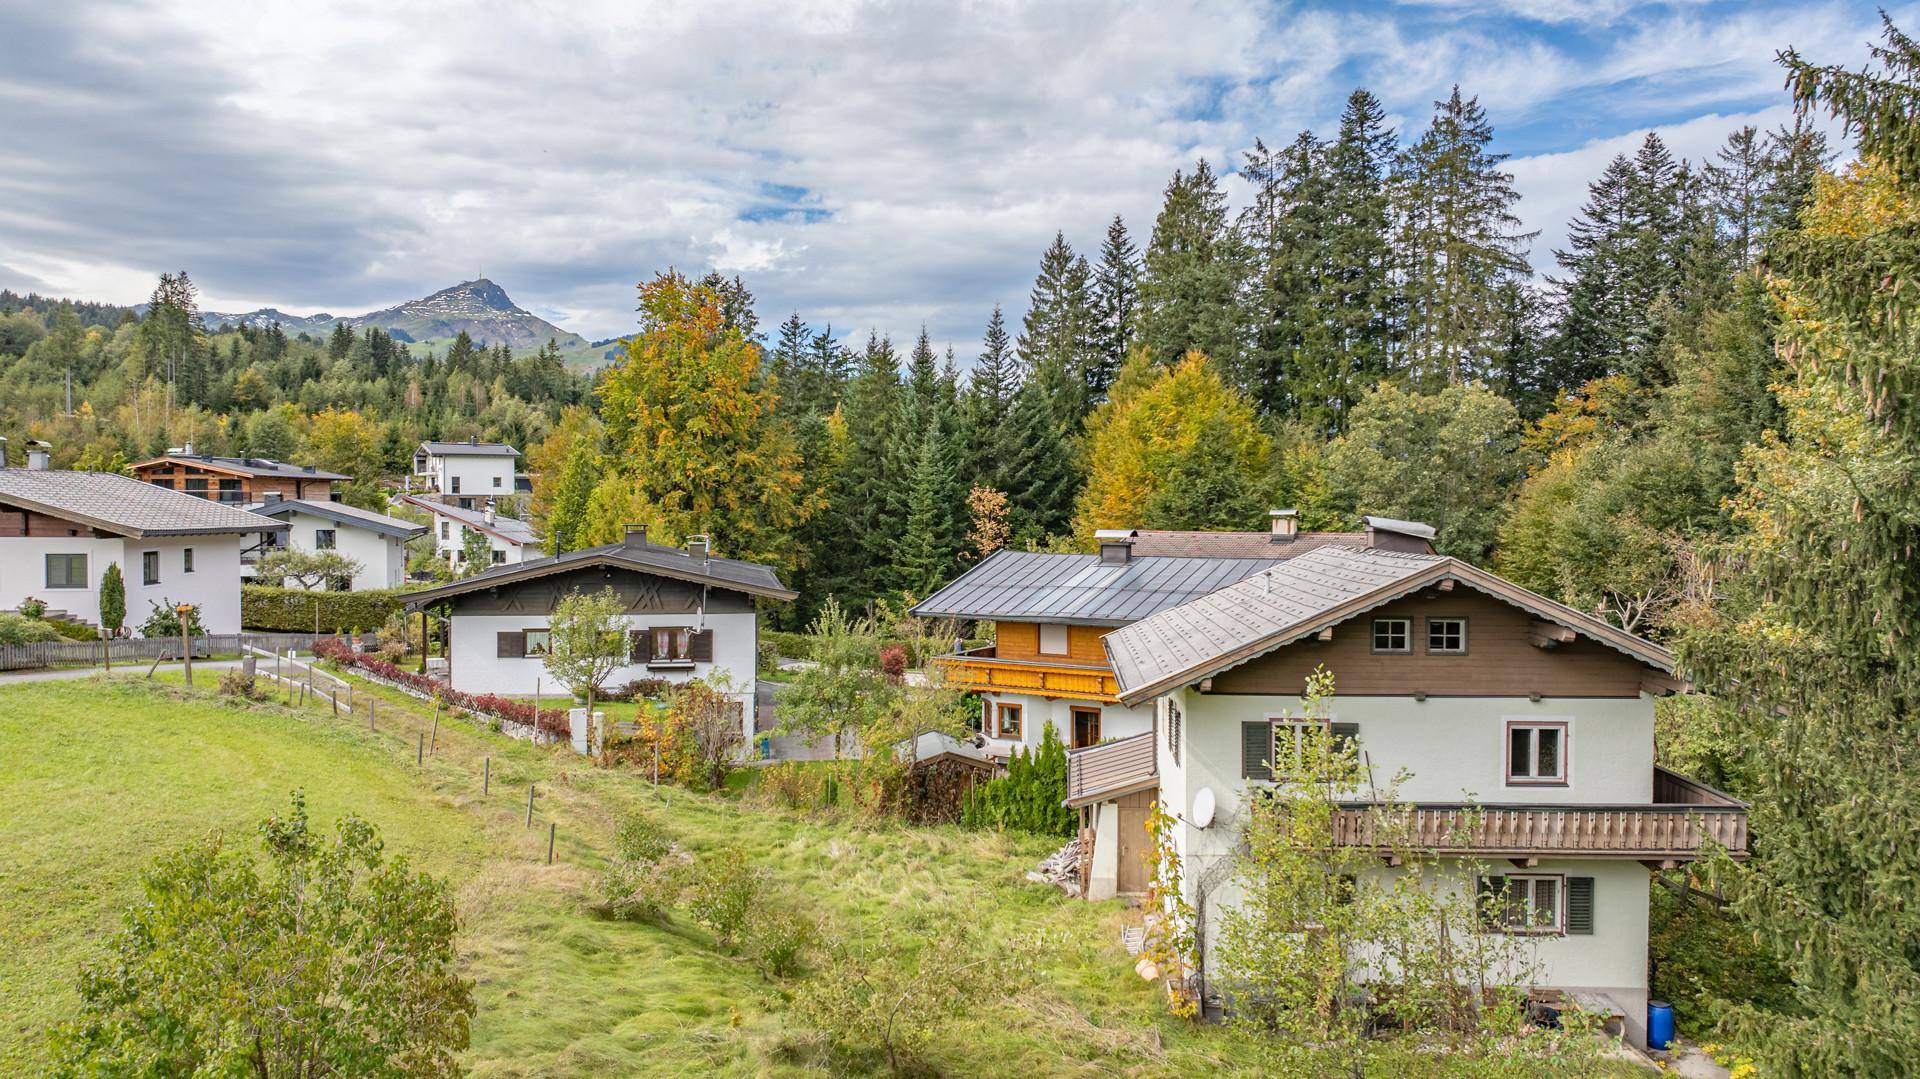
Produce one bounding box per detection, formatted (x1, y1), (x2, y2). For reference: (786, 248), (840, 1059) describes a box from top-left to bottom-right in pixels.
(243, 585), (405, 634)
(311, 638), (570, 737)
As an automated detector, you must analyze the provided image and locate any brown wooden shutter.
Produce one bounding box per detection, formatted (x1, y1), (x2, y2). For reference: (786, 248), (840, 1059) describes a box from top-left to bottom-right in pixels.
(631, 630), (652, 662)
(1241, 721), (1273, 781)
(1566, 876), (1595, 934)
(689, 628), (714, 663)
(1477, 875), (1507, 930)
(496, 631), (525, 658)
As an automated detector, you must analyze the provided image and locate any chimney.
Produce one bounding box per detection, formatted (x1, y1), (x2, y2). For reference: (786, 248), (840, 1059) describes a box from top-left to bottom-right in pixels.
(0, 437), (8, 465)
(1094, 528), (1135, 565)
(1362, 515), (1439, 554)
(468, 435), (479, 445)
(182, 441), (194, 457)
(1269, 508), (1299, 540)
(483, 498), (497, 526)
(686, 534), (711, 561)
(26, 440), (51, 471)
(624, 524), (648, 547)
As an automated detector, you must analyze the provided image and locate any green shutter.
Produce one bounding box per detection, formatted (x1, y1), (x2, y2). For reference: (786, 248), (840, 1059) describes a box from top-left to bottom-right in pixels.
(1566, 876), (1595, 935)
(1241, 721), (1273, 781)
(1477, 875), (1507, 930)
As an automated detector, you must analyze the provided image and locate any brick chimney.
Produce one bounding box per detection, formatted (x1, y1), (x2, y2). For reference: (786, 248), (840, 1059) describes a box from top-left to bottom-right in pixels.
(1268, 508), (1299, 540)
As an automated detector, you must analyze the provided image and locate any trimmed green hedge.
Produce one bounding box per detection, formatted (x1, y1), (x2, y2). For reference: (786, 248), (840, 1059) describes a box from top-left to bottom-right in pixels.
(242, 585), (405, 634)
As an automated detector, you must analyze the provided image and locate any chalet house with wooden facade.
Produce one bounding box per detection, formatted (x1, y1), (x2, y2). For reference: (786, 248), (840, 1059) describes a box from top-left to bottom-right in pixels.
(401, 526), (794, 749)
(0, 460), (285, 634)
(1071, 543), (1745, 1048)
(911, 513), (1433, 760)
(132, 448), (349, 503)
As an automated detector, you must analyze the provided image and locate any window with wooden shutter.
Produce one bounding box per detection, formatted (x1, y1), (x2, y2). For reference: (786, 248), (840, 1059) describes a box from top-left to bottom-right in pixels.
(1566, 876), (1594, 934)
(1477, 875), (1507, 930)
(631, 630), (652, 662)
(1331, 722), (1359, 753)
(1241, 721), (1273, 781)
(496, 630), (525, 658)
(689, 629), (714, 663)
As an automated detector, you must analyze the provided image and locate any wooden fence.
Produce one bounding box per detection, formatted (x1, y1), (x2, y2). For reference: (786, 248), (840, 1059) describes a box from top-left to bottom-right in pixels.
(0, 632), (358, 672)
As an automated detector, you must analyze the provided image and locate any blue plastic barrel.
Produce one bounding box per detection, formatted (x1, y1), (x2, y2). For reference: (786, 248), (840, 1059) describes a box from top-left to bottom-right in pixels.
(1647, 1000), (1675, 1050)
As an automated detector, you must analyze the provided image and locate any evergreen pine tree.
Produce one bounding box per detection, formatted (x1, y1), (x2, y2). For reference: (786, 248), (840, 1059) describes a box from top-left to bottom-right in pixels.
(1137, 160), (1246, 372)
(772, 312), (809, 410)
(1240, 132), (1333, 418)
(1089, 215), (1138, 405)
(814, 333), (903, 608)
(895, 424), (965, 594)
(960, 305), (1019, 485)
(1016, 232), (1098, 422)
(1322, 88), (1399, 428)
(996, 363), (1079, 542)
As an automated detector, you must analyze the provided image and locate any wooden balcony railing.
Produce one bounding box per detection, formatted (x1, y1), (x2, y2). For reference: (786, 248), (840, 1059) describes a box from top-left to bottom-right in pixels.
(935, 646), (1121, 703)
(1066, 731), (1158, 807)
(1330, 768), (1748, 861)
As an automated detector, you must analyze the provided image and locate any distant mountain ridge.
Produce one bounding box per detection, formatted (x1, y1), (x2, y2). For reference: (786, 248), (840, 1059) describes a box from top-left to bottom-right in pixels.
(190, 278), (588, 353)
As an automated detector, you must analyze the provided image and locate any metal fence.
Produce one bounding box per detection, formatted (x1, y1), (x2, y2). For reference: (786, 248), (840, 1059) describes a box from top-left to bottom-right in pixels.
(0, 632), (352, 672)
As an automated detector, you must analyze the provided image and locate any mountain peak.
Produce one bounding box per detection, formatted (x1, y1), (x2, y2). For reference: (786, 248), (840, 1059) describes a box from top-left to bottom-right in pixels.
(428, 277), (519, 312)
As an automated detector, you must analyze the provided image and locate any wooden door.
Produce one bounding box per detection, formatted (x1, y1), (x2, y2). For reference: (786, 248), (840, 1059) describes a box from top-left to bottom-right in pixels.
(1071, 707), (1101, 749)
(1115, 790), (1154, 894)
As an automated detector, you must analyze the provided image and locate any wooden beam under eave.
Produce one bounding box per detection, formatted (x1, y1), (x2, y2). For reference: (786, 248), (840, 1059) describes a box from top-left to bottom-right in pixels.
(1641, 672), (1689, 697)
(1316, 627), (1334, 642)
(1529, 620), (1576, 649)
(1508, 857), (1539, 869)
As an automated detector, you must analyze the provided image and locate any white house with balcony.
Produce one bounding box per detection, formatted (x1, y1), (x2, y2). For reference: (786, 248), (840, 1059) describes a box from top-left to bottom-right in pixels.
(245, 497), (426, 590)
(410, 438), (522, 509)
(0, 462), (286, 635)
(1062, 543), (1745, 1049)
(400, 526), (794, 749)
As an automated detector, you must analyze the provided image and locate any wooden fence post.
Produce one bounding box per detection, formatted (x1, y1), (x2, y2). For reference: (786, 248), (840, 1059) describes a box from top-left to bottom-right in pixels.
(430, 700), (441, 755)
(483, 756), (490, 795)
(526, 784), (535, 828)
(417, 732), (424, 766)
(547, 822), (555, 865)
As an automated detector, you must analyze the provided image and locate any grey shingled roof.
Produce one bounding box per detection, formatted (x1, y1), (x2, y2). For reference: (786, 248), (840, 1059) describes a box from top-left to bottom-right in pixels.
(136, 454), (350, 481)
(1128, 529), (1375, 559)
(401, 533), (796, 607)
(0, 469), (289, 537)
(910, 549), (1281, 626)
(417, 440), (520, 457)
(248, 498), (427, 541)
(1105, 544), (1674, 706)
(396, 495), (541, 546)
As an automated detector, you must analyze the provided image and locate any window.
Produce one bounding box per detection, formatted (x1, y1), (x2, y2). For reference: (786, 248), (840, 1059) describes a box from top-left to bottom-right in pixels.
(45, 553), (87, 589)
(995, 702), (1023, 739)
(183, 547), (195, 573)
(1427, 617), (1467, 654)
(314, 529), (337, 550)
(142, 550), (160, 585)
(217, 478), (242, 503)
(184, 477), (208, 498)
(492, 475), (503, 488)
(1507, 721), (1567, 784)
(439, 521), (450, 540)
(1038, 623), (1069, 656)
(1242, 719), (1360, 781)
(1371, 618), (1411, 653)
(450, 476), (462, 494)
(151, 478), (174, 490)
(652, 627), (693, 663)
(1166, 699), (1182, 765)
(1482, 874), (1563, 934)
(524, 629), (551, 656)
(491, 549), (505, 564)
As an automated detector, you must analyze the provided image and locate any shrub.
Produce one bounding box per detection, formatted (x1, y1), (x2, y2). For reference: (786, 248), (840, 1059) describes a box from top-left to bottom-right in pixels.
(878, 643), (907, 682)
(685, 848), (764, 953)
(638, 676), (743, 791)
(1650, 876), (1794, 1031)
(595, 811), (683, 923)
(218, 670), (265, 701)
(242, 585), (404, 634)
(760, 629), (814, 662)
(0, 613), (63, 645)
(600, 677), (670, 703)
(139, 599), (204, 638)
(45, 618), (99, 641)
(754, 761), (840, 811)
(17, 597), (46, 619)
(747, 904), (816, 980)
(960, 725), (1073, 837)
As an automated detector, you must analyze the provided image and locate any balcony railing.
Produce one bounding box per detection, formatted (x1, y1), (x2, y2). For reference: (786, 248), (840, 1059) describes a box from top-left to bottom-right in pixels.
(1066, 731), (1158, 807)
(935, 646), (1121, 703)
(1330, 768), (1748, 861)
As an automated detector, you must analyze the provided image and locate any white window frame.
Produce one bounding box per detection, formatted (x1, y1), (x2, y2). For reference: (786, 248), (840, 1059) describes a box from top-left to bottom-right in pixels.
(1426, 616), (1467, 654)
(1490, 873), (1565, 935)
(1262, 715), (1334, 780)
(524, 628), (552, 657)
(1505, 718), (1570, 786)
(1371, 617), (1411, 654)
(1037, 623), (1069, 657)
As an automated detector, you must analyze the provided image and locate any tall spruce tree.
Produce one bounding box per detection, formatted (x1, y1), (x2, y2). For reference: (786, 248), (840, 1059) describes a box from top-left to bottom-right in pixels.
(961, 305), (1019, 483)
(1394, 87), (1534, 387)
(814, 332), (903, 609)
(1675, 27), (1920, 1073)
(1322, 89), (1400, 430)
(1017, 232), (1098, 422)
(1240, 132), (1334, 418)
(996, 360), (1080, 542)
(1136, 159), (1247, 372)
(1089, 215), (1139, 405)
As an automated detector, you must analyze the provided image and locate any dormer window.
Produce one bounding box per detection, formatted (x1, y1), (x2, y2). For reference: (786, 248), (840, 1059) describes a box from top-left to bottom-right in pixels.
(1371, 618), (1411, 654)
(1428, 617), (1467, 654)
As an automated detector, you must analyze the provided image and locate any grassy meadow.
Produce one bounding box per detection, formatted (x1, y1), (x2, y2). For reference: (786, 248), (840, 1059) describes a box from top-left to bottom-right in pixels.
(0, 671), (1639, 1077)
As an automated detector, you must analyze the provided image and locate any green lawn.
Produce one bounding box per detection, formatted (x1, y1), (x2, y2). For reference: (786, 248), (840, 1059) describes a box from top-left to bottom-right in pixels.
(0, 673), (1642, 1076)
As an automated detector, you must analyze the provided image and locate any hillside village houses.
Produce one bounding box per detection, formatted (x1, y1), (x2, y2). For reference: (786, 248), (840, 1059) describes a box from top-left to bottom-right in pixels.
(131, 444), (349, 503)
(0, 442), (286, 634)
(408, 438), (527, 510)
(401, 525), (794, 749)
(396, 492), (544, 570)
(918, 511), (1744, 1050)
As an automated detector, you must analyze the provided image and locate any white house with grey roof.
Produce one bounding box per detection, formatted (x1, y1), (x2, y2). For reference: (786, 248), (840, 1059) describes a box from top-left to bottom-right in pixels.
(395, 493), (543, 570)
(410, 438), (522, 509)
(401, 526), (794, 749)
(1073, 542), (1745, 1048)
(0, 464), (287, 634)
(246, 497), (427, 590)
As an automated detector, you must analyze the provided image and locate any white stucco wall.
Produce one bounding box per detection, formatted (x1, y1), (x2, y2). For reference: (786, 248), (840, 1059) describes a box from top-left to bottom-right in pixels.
(976, 692), (1155, 756)
(431, 514), (537, 567)
(263, 511), (410, 590)
(426, 454), (515, 499)
(448, 610), (759, 744)
(124, 536), (245, 635)
(0, 535), (124, 627)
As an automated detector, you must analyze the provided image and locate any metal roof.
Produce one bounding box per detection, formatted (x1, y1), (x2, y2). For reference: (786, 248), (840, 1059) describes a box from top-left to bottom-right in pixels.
(0, 469), (289, 537)
(394, 494), (541, 546)
(401, 533), (796, 608)
(417, 440), (520, 457)
(910, 549), (1280, 626)
(132, 454), (351, 480)
(1105, 544), (1676, 707)
(1128, 529), (1377, 559)
(247, 498), (427, 541)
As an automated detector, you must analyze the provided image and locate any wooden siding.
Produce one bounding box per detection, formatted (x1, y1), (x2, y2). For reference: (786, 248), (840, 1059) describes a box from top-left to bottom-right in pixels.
(1066, 730), (1157, 806)
(0, 502), (113, 537)
(993, 620), (1109, 664)
(1330, 800), (1748, 859)
(132, 463), (334, 503)
(939, 649), (1121, 703)
(1207, 588), (1650, 698)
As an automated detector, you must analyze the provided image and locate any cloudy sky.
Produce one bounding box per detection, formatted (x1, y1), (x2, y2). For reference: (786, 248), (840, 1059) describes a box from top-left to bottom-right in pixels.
(0, 0), (1895, 352)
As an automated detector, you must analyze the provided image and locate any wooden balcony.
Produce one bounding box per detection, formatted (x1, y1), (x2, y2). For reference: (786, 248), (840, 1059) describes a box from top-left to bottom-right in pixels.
(934, 646), (1121, 703)
(1066, 731), (1158, 807)
(1330, 768), (1748, 863)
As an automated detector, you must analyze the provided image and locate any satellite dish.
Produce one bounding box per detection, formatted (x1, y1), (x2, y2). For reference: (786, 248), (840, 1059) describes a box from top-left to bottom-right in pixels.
(1191, 787), (1217, 829)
